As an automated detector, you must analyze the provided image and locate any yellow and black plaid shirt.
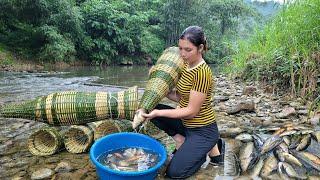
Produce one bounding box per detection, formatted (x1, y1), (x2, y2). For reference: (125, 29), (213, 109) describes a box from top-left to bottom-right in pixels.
(176, 61), (215, 128)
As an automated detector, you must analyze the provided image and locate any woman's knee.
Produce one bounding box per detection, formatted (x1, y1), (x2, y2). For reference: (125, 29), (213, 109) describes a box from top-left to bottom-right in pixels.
(166, 164), (190, 179)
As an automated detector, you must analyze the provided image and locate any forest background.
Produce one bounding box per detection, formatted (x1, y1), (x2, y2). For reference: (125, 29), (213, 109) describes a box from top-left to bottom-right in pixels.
(0, 0), (319, 101)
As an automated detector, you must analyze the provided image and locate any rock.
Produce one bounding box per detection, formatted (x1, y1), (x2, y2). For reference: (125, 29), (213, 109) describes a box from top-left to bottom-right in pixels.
(309, 113), (320, 125)
(242, 86), (257, 95)
(12, 177), (24, 180)
(219, 127), (244, 138)
(226, 100), (255, 114)
(55, 161), (73, 173)
(289, 102), (301, 108)
(262, 117), (273, 126)
(71, 169), (88, 179)
(254, 97), (261, 104)
(45, 157), (60, 164)
(31, 168), (54, 180)
(213, 95), (229, 104)
(297, 109), (308, 115)
(276, 107), (296, 118)
(11, 122), (24, 130)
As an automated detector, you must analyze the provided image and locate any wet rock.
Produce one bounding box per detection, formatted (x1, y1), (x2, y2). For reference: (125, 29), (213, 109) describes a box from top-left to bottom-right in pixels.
(298, 109), (308, 115)
(242, 86), (257, 95)
(254, 97), (261, 104)
(55, 161), (73, 173)
(214, 95), (229, 104)
(276, 107), (296, 118)
(12, 122), (25, 130)
(226, 100), (255, 114)
(262, 117), (273, 126)
(31, 168), (54, 180)
(51, 172), (73, 180)
(309, 113), (320, 125)
(71, 168), (89, 179)
(219, 127), (244, 138)
(12, 176), (24, 180)
(44, 157), (60, 164)
(289, 101), (302, 108)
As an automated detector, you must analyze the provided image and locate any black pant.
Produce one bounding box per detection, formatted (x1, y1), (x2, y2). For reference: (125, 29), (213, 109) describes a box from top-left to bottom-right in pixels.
(151, 104), (220, 179)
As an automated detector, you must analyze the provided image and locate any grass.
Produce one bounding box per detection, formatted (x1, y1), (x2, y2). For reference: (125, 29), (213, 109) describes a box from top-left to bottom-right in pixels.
(0, 43), (15, 66)
(226, 0), (320, 100)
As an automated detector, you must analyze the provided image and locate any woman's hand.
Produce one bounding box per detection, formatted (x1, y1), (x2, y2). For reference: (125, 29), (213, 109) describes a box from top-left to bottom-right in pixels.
(141, 109), (160, 121)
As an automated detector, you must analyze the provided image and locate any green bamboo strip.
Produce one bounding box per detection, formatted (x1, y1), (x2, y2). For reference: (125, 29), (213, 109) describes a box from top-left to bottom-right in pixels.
(63, 125), (94, 154)
(133, 47), (183, 128)
(28, 126), (65, 156)
(0, 86), (138, 125)
(88, 119), (133, 140)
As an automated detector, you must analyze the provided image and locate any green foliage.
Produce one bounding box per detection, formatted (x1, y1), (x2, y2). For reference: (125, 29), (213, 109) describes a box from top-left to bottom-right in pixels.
(38, 25), (76, 62)
(140, 27), (165, 64)
(81, 0), (162, 64)
(228, 0), (320, 98)
(0, 44), (15, 66)
(0, 0), (256, 64)
(161, 0), (255, 63)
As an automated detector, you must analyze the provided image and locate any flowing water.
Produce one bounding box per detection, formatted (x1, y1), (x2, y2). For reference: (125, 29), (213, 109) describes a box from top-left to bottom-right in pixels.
(0, 66), (150, 105)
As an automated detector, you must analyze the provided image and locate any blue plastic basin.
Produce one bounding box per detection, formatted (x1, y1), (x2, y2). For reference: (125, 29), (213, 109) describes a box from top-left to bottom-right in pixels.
(90, 132), (167, 180)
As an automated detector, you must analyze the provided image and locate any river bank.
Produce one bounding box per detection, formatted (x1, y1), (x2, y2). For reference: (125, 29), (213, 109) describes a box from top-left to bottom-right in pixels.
(0, 69), (319, 179)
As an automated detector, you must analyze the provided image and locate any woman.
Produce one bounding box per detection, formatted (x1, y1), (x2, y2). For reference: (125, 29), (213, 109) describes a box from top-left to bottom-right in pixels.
(141, 26), (224, 179)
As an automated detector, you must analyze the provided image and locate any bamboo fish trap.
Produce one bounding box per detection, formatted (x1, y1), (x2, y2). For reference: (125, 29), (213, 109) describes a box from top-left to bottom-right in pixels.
(28, 126), (64, 156)
(132, 47), (184, 128)
(63, 125), (94, 153)
(88, 119), (133, 140)
(0, 86), (138, 126)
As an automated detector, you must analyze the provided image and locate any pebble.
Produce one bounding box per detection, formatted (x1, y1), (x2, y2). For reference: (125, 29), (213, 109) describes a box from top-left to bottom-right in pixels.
(31, 168), (54, 180)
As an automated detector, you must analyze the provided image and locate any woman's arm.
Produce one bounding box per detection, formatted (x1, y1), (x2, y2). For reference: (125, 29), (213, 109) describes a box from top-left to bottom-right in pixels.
(142, 90), (206, 120)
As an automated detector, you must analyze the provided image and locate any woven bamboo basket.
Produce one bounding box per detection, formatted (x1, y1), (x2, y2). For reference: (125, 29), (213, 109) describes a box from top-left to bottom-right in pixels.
(28, 127), (64, 156)
(0, 86), (138, 125)
(133, 47), (183, 128)
(63, 125), (94, 154)
(88, 119), (133, 140)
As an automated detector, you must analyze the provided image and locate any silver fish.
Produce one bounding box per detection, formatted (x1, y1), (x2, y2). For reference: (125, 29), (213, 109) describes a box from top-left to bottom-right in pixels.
(260, 135), (283, 154)
(280, 130), (297, 137)
(278, 142), (289, 153)
(283, 152), (302, 167)
(277, 162), (291, 180)
(249, 156), (265, 178)
(274, 148), (286, 162)
(252, 133), (264, 151)
(290, 150), (320, 171)
(239, 142), (255, 172)
(282, 136), (291, 146)
(224, 151), (241, 176)
(235, 133), (253, 143)
(311, 131), (320, 142)
(260, 153), (278, 177)
(289, 135), (303, 149)
(279, 162), (307, 179)
(296, 134), (311, 151)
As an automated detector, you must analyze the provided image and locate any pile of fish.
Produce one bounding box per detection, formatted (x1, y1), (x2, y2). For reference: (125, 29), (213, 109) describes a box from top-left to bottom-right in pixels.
(225, 123), (320, 179)
(97, 147), (159, 172)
